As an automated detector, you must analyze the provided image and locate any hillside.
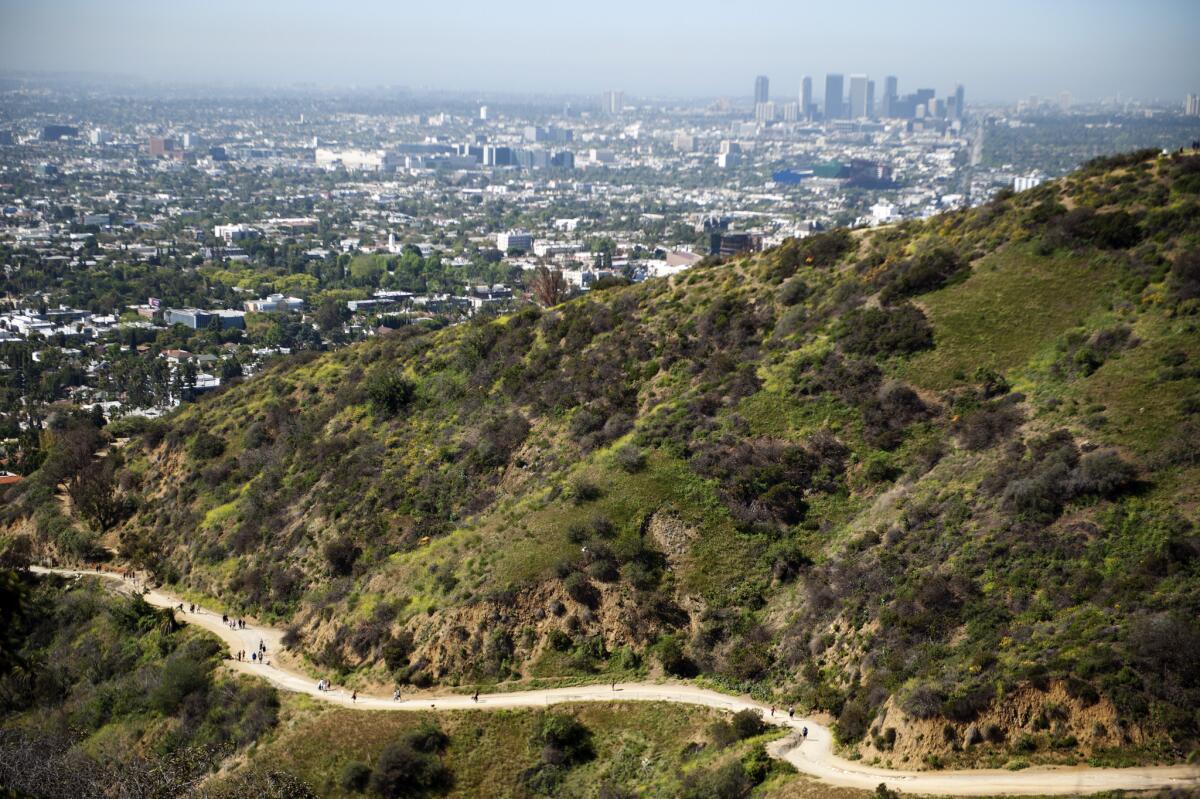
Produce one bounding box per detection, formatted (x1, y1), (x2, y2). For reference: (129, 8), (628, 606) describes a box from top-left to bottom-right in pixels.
(6, 147), (1200, 769)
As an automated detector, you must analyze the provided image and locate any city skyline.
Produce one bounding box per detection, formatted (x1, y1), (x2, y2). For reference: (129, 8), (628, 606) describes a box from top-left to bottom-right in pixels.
(1, 0), (1198, 102)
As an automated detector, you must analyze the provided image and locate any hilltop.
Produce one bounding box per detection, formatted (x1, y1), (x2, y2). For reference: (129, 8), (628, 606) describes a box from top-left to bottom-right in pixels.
(6, 147), (1200, 769)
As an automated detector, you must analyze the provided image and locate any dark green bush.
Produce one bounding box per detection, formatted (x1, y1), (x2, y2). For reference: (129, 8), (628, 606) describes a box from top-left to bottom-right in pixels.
(835, 698), (870, 744)
(1167, 248), (1200, 303)
(778, 277), (810, 306)
(369, 740), (451, 798)
(189, 431), (226, 460)
(365, 370), (416, 417)
(562, 572), (598, 608)
(836, 303), (934, 358)
(323, 536), (360, 576)
(653, 634), (698, 678)
(339, 761), (372, 792)
(570, 477), (602, 504)
(730, 709), (766, 740)
(878, 246), (965, 304)
(613, 444), (646, 473)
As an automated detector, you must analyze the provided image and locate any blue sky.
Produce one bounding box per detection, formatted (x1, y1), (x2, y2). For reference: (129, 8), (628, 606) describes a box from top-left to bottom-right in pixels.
(1, 0), (1197, 101)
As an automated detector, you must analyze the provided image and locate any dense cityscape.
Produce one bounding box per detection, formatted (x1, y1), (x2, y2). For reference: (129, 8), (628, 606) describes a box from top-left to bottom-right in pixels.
(2, 72), (1196, 430)
(4, 0), (1200, 794)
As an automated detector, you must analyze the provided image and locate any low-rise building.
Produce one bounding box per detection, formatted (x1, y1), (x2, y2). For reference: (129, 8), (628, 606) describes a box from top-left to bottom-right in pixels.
(244, 294), (305, 313)
(163, 308), (246, 330)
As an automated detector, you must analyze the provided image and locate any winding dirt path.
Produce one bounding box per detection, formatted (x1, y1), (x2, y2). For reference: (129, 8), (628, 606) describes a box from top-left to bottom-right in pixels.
(31, 566), (1200, 796)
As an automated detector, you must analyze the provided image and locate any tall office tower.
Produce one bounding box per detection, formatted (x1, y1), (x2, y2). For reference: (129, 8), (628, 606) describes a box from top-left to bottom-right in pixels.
(954, 83), (965, 119)
(849, 74), (868, 118)
(800, 75), (813, 119)
(824, 73), (844, 119)
(882, 75), (898, 118)
(479, 105), (489, 121)
(866, 80), (876, 118)
(602, 90), (624, 115)
(1188, 94), (1200, 116)
(1059, 91), (1072, 112)
(754, 75), (770, 105)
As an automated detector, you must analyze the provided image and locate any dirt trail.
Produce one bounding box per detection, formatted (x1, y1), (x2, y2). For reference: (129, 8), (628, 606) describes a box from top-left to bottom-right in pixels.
(31, 566), (1200, 797)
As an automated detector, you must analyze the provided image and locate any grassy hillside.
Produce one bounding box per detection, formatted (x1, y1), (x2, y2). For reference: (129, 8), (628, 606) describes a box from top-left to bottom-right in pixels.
(245, 697), (791, 799)
(6, 147), (1200, 769)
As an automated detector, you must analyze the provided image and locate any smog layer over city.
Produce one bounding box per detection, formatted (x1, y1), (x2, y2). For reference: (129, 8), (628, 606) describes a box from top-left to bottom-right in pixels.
(1, 2), (1199, 799)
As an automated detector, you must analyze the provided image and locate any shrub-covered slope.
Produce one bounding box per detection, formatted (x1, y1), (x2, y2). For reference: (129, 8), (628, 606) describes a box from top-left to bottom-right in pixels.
(8, 148), (1200, 765)
(0, 572), (283, 796)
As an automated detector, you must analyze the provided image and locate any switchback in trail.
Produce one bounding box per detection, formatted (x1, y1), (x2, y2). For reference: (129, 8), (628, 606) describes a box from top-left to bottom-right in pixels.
(31, 567), (1200, 797)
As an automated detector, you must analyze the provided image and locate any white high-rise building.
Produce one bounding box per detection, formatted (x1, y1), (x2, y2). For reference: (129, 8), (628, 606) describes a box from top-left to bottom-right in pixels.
(754, 101), (776, 123)
(800, 76), (813, 120)
(849, 74), (869, 118)
(479, 105), (489, 121)
(1186, 94), (1200, 117)
(602, 90), (624, 116)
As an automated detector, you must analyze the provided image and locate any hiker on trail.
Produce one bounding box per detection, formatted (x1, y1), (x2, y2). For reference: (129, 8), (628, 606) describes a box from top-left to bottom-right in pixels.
(222, 613), (228, 624)
(788, 706), (794, 719)
(770, 706), (775, 717)
(189, 603), (195, 613)
(612, 680), (616, 692)
(393, 687), (401, 701)
(251, 652), (256, 662)
(472, 689), (479, 703)
(802, 726), (808, 739)
(177, 603), (183, 612)
(352, 690), (357, 702)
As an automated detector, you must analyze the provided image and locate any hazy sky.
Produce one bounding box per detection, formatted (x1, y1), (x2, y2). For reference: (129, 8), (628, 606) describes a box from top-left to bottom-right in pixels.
(1, 0), (1198, 102)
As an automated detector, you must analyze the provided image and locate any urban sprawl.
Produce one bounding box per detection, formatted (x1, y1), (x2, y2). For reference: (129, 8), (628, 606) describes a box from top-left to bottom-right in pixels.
(1, 72), (1198, 432)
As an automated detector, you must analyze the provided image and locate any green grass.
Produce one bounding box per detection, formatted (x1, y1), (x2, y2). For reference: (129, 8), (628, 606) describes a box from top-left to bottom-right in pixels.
(1067, 315), (1200, 451)
(899, 244), (1119, 390)
(250, 697), (770, 799)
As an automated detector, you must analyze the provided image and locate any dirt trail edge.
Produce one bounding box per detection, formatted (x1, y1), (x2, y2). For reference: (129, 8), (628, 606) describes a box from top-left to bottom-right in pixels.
(32, 566), (1200, 797)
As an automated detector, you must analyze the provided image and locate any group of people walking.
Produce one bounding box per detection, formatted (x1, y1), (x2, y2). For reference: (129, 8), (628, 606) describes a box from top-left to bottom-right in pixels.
(768, 706), (807, 740)
(233, 639), (268, 664)
(221, 613), (247, 630)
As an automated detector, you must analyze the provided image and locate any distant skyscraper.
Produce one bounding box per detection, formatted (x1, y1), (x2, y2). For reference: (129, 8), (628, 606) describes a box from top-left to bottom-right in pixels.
(1059, 91), (1072, 112)
(479, 105), (489, 121)
(954, 83), (965, 119)
(754, 75), (770, 105)
(800, 76), (813, 120)
(882, 75), (898, 118)
(754, 101), (776, 123)
(849, 74), (868, 118)
(1188, 93), (1200, 116)
(602, 90), (624, 116)
(824, 73), (844, 119)
(866, 80), (875, 119)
